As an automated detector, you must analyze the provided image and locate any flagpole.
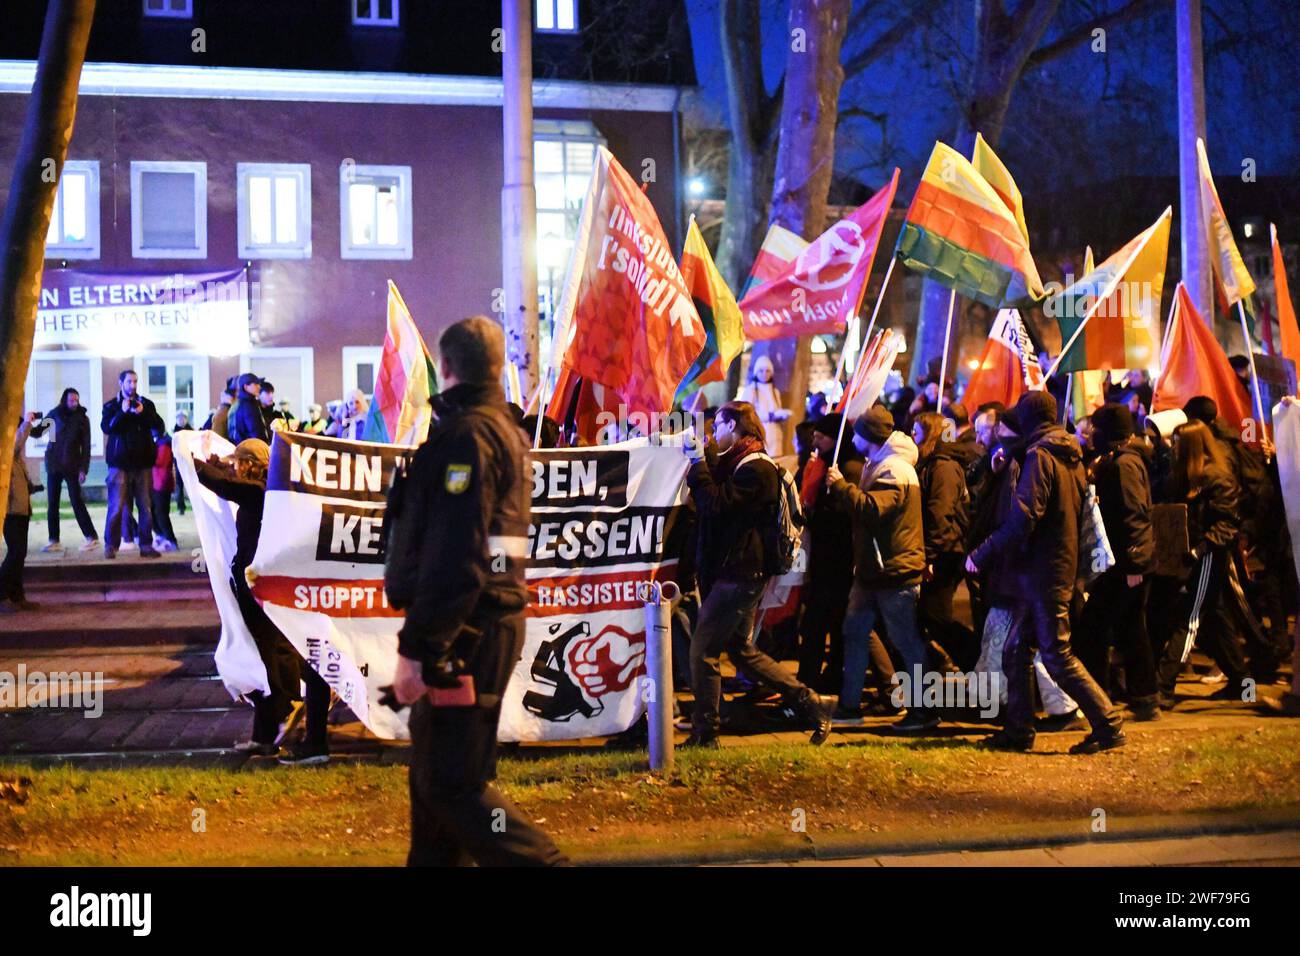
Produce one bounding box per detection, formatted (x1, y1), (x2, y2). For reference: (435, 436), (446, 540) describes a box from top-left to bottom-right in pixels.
(832, 330), (882, 468)
(1063, 373), (1074, 424)
(1238, 299), (1269, 427)
(533, 367), (554, 448)
(1153, 288), (1181, 396)
(937, 288), (957, 411)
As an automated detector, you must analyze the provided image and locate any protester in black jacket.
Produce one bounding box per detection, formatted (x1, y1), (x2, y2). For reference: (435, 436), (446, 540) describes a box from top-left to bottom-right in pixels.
(968, 390), (1123, 754)
(227, 373), (271, 445)
(32, 387), (97, 552)
(1076, 404), (1160, 720)
(684, 400), (829, 748)
(101, 370), (163, 559)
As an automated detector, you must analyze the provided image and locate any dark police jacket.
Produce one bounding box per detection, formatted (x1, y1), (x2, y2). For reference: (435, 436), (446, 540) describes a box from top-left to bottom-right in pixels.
(392, 383), (529, 675)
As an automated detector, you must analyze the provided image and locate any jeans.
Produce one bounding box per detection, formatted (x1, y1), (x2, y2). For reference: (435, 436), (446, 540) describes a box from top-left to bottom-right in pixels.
(45, 468), (97, 543)
(151, 489), (176, 545)
(690, 579), (808, 737)
(0, 515), (29, 603)
(105, 467), (154, 553)
(1004, 599), (1121, 739)
(841, 581), (926, 711)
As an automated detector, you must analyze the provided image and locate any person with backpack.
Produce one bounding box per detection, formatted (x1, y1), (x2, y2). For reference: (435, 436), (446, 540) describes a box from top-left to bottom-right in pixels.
(826, 405), (937, 732)
(683, 400), (831, 748)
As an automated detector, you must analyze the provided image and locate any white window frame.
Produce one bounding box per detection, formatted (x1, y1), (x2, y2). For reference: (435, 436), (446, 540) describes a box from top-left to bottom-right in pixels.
(339, 163), (412, 260)
(534, 120), (603, 319)
(239, 347), (315, 422)
(142, 0), (193, 19)
(351, 0), (400, 27)
(24, 352), (105, 458)
(342, 346), (383, 399)
(131, 160), (208, 259)
(535, 0), (578, 33)
(237, 163), (312, 260)
(46, 160), (100, 260)
(133, 351), (211, 435)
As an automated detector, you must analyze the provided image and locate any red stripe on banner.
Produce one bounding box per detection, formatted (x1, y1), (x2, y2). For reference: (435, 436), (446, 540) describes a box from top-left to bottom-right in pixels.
(252, 575), (402, 618)
(528, 563), (679, 618)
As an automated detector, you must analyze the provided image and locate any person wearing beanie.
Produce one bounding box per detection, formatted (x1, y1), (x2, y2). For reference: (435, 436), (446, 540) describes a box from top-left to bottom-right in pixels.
(967, 389), (1125, 753)
(826, 406), (937, 732)
(793, 413), (865, 694)
(1075, 404), (1161, 720)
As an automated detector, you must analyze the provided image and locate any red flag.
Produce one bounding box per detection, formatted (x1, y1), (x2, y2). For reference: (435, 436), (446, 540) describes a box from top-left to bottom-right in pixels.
(1153, 283), (1254, 428)
(552, 147), (706, 426)
(740, 171), (899, 341)
(963, 309), (1044, 411)
(1274, 224), (1300, 384)
(838, 329), (905, 421)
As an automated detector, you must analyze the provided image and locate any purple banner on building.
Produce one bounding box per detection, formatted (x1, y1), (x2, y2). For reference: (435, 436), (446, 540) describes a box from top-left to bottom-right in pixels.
(36, 267), (251, 355)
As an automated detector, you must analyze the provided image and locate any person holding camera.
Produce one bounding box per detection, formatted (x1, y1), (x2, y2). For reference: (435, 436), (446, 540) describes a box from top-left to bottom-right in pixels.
(101, 370), (164, 559)
(386, 316), (567, 867)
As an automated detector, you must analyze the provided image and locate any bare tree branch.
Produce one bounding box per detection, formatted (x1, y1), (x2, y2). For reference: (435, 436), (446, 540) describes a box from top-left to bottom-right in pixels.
(1023, 0), (1168, 72)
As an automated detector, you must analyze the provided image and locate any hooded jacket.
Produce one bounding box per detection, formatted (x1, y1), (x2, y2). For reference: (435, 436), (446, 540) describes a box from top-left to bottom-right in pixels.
(827, 431), (925, 590)
(33, 400), (91, 476)
(917, 442), (970, 562)
(1090, 437), (1155, 576)
(970, 423), (1085, 604)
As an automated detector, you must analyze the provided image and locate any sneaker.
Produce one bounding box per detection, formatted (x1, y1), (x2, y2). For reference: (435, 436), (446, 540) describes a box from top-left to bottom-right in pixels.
(159, 539), (178, 553)
(894, 711), (941, 733)
(980, 729), (1035, 752)
(1258, 693), (1300, 717)
(80, 538), (100, 552)
(278, 743), (330, 766)
(41, 541), (63, 553)
(232, 739), (279, 757)
(119, 540), (136, 551)
(1035, 709), (1087, 733)
(1200, 668), (1227, 685)
(138, 549), (162, 559)
(673, 715), (694, 732)
(103, 548), (117, 560)
(681, 732), (720, 750)
(831, 706), (864, 725)
(1068, 729), (1127, 755)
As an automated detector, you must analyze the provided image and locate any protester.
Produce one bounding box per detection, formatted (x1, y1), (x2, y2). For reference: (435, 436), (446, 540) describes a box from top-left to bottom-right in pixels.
(1, 412), (39, 613)
(173, 411), (192, 515)
(682, 400), (831, 747)
(735, 355), (790, 455)
(151, 431), (179, 552)
(299, 403), (329, 435)
(968, 390), (1124, 754)
(101, 370), (163, 560)
(328, 389), (369, 441)
(31, 387), (98, 553)
(1075, 404), (1160, 721)
(826, 405), (937, 731)
(386, 315), (568, 865)
(227, 373), (270, 445)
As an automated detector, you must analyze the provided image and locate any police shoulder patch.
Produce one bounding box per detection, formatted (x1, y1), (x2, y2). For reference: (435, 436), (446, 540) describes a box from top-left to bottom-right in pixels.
(445, 463), (472, 494)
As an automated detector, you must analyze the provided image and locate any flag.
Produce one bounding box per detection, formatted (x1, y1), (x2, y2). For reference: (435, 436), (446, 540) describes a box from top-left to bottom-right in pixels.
(675, 216), (744, 398)
(363, 281), (437, 445)
(1049, 208), (1171, 374)
(1273, 224), (1300, 384)
(1197, 138), (1256, 312)
(1070, 370), (1108, 423)
(1153, 282), (1254, 428)
(896, 141), (1044, 308)
(972, 132), (1029, 244)
(838, 329), (905, 421)
(743, 224), (809, 297)
(739, 170), (900, 341)
(962, 309), (1043, 411)
(550, 146), (706, 426)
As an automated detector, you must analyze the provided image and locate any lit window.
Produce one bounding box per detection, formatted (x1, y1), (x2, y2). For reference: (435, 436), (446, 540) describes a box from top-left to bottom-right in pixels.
(536, 0), (577, 32)
(131, 161), (207, 259)
(238, 163), (312, 259)
(340, 164), (412, 260)
(352, 0), (400, 27)
(534, 121), (602, 318)
(142, 0), (193, 18)
(46, 161), (100, 259)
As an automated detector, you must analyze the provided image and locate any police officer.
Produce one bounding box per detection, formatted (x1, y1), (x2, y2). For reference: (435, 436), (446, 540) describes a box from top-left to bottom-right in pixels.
(388, 316), (568, 867)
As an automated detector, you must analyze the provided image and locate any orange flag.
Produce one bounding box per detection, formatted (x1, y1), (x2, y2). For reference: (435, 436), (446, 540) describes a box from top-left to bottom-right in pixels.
(963, 309), (1044, 411)
(1273, 224), (1300, 385)
(1153, 282), (1254, 429)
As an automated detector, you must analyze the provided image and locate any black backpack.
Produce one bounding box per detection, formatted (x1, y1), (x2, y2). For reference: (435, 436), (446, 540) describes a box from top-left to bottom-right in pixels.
(737, 452), (806, 577)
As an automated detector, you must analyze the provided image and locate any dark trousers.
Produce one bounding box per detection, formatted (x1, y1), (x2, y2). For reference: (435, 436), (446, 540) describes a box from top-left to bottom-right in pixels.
(1004, 598), (1121, 739)
(919, 552), (978, 670)
(1157, 549), (1251, 696)
(0, 515), (30, 603)
(45, 469), (97, 543)
(1077, 568), (1157, 702)
(690, 579), (808, 737)
(408, 615), (567, 866)
(151, 489), (176, 545)
(303, 664), (330, 750)
(796, 571), (851, 691)
(233, 567), (301, 743)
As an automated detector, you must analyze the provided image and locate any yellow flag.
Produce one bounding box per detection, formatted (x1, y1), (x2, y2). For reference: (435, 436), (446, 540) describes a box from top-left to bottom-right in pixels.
(972, 132), (1031, 245)
(1196, 137), (1256, 307)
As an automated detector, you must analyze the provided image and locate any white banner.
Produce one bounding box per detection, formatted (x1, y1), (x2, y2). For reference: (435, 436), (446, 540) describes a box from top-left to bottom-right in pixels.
(1275, 398), (1300, 588)
(222, 430), (688, 741)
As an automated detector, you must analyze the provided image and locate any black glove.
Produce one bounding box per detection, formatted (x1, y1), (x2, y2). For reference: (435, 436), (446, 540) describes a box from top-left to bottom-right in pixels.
(422, 647), (466, 689)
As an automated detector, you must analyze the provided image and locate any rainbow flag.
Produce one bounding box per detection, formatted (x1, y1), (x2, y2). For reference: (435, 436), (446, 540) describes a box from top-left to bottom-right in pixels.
(743, 224), (809, 297)
(972, 133), (1030, 244)
(896, 141), (1044, 308)
(1049, 208), (1170, 375)
(676, 216), (744, 398)
(1070, 370), (1108, 423)
(1197, 138), (1256, 313)
(363, 281), (437, 445)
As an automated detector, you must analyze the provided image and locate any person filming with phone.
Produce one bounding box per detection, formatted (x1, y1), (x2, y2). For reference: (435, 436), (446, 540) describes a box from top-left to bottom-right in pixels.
(100, 370), (164, 560)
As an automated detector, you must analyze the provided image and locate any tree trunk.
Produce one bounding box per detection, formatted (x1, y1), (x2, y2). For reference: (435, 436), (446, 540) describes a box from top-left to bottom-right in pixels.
(765, 0), (851, 452)
(0, 0), (96, 515)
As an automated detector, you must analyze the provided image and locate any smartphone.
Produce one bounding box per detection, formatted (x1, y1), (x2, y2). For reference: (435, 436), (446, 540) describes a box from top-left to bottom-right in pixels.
(428, 675), (477, 708)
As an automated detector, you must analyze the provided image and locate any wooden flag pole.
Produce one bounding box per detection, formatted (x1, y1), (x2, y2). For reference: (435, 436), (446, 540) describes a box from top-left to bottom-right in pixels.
(1238, 299), (1269, 427)
(831, 255), (898, 403)
(937, 288), (957, 411)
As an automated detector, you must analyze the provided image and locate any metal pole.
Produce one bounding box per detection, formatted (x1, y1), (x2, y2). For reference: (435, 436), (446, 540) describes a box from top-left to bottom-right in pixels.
(1239, 300), (1269, 426)
(502, 0), (540, 395)
(641, 580), (680, 771)
(1176, 0), (1213, 321)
